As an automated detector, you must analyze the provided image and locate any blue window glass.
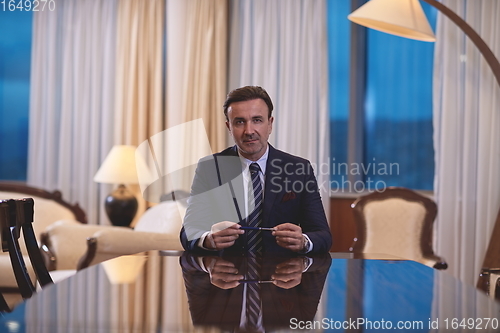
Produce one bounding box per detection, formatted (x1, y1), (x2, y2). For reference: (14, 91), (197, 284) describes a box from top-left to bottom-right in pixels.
(364, 3), (437, 190)
(0, 11), (32, 181)
(327, 0), (350, 190)
(364, 4), (436, 190)
(328, 2), (437, 191)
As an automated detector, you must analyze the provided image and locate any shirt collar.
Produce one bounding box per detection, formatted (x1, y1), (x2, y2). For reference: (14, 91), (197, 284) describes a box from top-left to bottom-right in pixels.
(239, 144), (269, 175)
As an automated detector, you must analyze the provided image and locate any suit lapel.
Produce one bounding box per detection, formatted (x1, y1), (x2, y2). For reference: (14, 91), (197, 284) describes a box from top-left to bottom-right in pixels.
(216, 146), (240, 185)
(263, 145), (283, 226)
(215, 146), (246, 224)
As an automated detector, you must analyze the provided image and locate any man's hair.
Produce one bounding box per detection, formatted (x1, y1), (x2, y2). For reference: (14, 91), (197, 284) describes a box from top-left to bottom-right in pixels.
(223, 86), (274, 121)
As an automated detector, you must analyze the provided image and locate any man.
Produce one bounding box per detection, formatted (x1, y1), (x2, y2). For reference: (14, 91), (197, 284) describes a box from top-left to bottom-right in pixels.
(180, 86), (331, 255)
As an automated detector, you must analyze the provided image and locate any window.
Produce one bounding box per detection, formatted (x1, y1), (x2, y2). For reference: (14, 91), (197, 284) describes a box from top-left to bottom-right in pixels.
(0, 11), (33, 181)
(327, 0), (437, 192)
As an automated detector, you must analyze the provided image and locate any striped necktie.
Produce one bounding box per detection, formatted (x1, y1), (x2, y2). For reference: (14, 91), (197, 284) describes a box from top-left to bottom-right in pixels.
(247, 163), (263, 253)
(245, 253), (262, 330)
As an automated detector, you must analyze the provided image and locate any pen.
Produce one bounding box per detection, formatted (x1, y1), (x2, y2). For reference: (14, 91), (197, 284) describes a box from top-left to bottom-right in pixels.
(239, 279), (275, 283)
(239, 226), (275, 231)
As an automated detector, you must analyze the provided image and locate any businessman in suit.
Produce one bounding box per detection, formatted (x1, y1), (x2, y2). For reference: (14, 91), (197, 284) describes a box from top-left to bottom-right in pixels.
(180, 86), (331, 255)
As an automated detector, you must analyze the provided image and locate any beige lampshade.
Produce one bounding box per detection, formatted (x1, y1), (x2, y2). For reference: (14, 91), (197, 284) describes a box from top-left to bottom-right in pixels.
(348, 0), (436, 42)
(94, 145), (141, 184)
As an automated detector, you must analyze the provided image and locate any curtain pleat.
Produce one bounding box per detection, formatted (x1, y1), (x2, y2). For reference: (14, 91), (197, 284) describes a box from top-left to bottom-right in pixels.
(156, 0), (228, 197)
(434, 0), (500, 285)
(114, 0), (165, 222)
(181, 0), (227, 153)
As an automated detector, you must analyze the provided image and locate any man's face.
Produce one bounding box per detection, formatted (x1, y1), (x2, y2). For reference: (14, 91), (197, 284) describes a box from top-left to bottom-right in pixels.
(226, 98), (274, 161)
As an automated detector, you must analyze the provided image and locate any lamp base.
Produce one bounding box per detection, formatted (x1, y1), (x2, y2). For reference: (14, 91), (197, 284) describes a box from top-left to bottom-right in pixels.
(104, 184), (138, 227)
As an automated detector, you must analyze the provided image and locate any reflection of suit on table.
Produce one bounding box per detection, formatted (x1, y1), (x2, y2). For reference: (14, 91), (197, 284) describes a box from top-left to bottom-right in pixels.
(180, 145), (332, 255)
(180, 253), (331, 330)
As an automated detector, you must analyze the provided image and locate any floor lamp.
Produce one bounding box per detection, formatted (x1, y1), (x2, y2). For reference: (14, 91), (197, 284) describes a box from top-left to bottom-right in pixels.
(348, 0), (500, 295)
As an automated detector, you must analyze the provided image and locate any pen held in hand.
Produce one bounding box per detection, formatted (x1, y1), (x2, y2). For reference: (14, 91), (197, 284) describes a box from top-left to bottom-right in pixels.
(239, 226), (275, 231)
(239, 279), (275, 284)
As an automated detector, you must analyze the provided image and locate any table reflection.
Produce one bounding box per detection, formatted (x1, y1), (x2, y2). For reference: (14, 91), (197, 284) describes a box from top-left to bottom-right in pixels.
(180, 253), (331, 332)
(1, 251), (499, 332)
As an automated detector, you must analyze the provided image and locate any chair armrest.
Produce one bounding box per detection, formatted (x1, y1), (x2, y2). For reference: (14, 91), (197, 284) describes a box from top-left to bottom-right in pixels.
(40, 220), (128, 270)
(77, 228), (183, 270)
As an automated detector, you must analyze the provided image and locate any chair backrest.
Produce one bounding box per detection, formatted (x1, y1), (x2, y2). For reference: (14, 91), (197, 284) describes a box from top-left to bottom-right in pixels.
(350, 187), (447, 269)
(0, 182), (87, 256)
(0, 198), (53, 299)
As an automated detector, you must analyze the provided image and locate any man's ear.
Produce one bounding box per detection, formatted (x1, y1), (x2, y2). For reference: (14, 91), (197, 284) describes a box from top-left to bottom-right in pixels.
(225, 121), (230, 131)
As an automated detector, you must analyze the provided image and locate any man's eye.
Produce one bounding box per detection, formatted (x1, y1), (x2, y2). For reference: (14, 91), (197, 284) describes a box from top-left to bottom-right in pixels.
(235, 120), (244, 125)
(254, 119), (262, 123)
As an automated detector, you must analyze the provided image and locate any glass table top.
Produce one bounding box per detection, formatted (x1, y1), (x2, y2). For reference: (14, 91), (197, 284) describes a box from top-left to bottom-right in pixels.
(1, 251), (499, 332)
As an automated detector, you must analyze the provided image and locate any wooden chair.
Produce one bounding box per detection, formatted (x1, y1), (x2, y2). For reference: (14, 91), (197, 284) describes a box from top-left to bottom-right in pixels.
(350, 187), (448, 269)
(0, 182), (87, 272)
(0, 198), (53, 299)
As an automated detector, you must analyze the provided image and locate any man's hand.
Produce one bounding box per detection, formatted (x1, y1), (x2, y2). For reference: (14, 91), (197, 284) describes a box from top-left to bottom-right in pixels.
(271, 257), (305, 289)
(204, 257), (243, 289)
(272, 223), (306, 252)
(203, 221), (244, 250)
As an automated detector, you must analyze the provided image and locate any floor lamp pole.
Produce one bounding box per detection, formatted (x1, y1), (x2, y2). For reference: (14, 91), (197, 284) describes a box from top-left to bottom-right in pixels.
(420, 0), (500, 88)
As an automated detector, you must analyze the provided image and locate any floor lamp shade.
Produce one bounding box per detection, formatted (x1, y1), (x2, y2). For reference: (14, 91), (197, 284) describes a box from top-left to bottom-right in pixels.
(94, 145), (140, 227)
(348, 0), (436, 42)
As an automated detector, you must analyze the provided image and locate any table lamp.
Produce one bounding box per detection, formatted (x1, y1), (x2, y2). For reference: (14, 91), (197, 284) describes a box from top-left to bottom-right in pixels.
(94, 145), (139, 227)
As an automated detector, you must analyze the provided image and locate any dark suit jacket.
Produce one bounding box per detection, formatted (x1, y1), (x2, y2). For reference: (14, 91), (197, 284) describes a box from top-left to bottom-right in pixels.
(180, 252), (331, 330)
(180, 144), (332, 255)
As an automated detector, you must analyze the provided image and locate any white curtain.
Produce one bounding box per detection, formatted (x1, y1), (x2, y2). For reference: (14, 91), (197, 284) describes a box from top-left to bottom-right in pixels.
(433, 0), (500, 285)
(114, 0), (165, 146)
(114, 0), (165, 223)
(228, 0), (330, 215)
(28, 0), (118, 226)
(29, 0), (166, 225)
(160, 0), (229, 196)
(180, 0), (228, 152)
